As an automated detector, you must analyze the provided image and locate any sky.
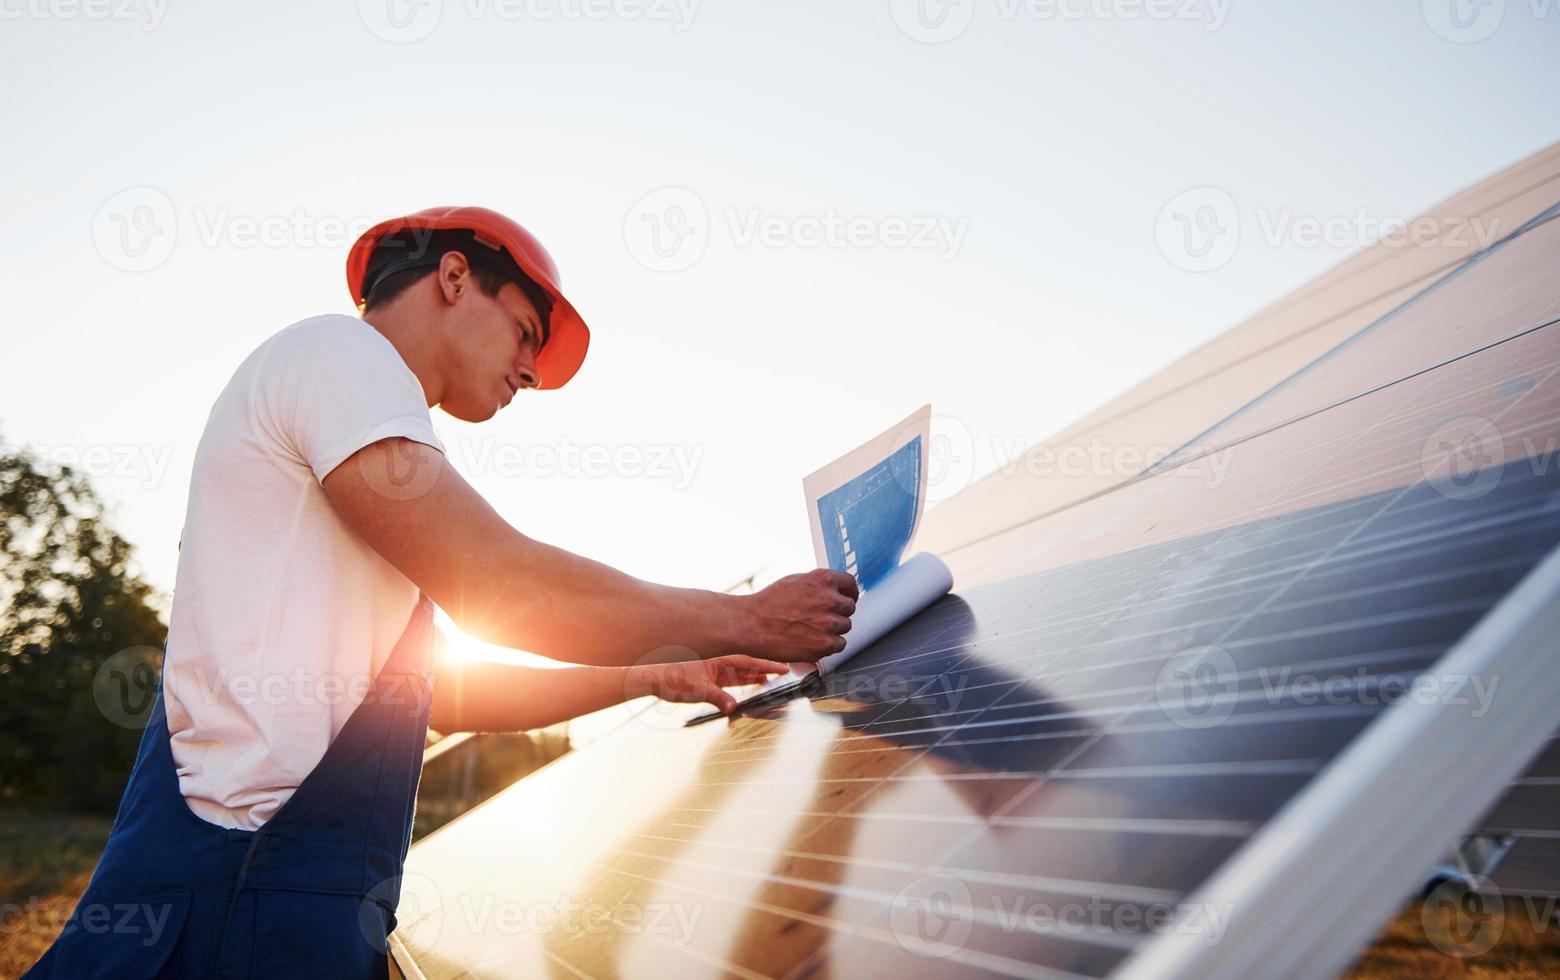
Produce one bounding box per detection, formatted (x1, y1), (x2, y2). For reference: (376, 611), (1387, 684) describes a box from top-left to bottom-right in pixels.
(1, 0), (1557, 662)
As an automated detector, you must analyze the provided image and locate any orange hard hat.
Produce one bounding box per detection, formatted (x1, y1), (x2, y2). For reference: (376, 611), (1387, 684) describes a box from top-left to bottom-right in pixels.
(346, 206), (589, 390)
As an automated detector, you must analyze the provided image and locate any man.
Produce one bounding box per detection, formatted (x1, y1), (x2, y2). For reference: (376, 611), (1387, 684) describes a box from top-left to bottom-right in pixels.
(27, 206), (858, 978)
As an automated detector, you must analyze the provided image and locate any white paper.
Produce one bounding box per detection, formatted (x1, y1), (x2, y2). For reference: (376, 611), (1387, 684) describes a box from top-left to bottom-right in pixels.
(813, 551), (953, 675)
(688, 408), (953, 724)
(803, 404), (931, 589)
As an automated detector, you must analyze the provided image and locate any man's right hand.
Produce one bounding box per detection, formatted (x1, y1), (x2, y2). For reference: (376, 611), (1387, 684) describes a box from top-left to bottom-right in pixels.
(738, 569), (859, 662)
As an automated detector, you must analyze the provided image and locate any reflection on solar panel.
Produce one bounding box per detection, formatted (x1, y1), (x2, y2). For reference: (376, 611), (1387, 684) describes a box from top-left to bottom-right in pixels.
(391, 144), (1560, 979)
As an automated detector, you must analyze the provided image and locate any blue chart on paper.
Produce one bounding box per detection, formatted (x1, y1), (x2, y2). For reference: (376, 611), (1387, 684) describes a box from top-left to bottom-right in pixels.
(815, 436), (922, 591)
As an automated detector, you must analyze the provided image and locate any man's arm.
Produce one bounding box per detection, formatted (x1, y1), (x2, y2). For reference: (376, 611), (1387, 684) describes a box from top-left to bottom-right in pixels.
(322, 437), (857, 667)
(429, 654), (790, 732)
(431, 662), (629, 732)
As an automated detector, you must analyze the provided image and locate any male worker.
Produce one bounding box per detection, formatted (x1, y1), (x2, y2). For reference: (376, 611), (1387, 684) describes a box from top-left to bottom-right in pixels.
(27, 206), (858, 978)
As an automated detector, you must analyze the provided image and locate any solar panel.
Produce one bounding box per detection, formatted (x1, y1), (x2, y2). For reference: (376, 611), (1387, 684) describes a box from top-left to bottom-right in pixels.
(390, 146), (1560, 979)
(1477, 734), (1560, 898)
(915, 146), (1560, 568)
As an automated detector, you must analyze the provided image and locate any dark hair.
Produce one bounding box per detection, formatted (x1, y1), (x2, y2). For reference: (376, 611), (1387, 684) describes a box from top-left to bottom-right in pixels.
(360, 228), (554, 338)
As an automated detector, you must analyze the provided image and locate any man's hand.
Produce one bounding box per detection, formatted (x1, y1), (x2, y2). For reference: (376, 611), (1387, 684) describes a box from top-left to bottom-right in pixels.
(739, 569), (859, 661)
(626, 655), (793, 716)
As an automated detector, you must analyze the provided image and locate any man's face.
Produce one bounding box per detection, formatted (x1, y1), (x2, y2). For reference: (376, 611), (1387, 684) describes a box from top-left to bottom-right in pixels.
(442, 279), (546, 422)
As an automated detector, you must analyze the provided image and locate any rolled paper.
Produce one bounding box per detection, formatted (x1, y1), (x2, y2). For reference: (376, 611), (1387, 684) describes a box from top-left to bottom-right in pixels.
(816, 551), (953, 675)
(687, 552), (954, 724)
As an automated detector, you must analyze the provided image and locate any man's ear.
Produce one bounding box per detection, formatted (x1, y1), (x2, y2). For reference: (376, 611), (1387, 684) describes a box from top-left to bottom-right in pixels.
(436, 251), (472, 304)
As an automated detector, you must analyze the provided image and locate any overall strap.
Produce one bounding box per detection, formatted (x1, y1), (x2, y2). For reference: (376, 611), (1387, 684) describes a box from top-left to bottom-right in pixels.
(236, 592), (440, 895)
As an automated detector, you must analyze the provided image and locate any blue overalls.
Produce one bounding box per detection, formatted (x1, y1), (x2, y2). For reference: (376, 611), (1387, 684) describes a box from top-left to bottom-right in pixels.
(26, 595), (438, 979)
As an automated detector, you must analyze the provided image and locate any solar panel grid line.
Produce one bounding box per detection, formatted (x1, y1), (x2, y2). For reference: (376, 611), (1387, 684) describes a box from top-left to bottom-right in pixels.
(857, 645), (1428, 733)
(1335, 490), (1559, 551)
(655, 803), (983, 828)
(1036, 164), (1560, 455)
(1282, 466), (1538, 541)
(939, 242), (1560, 569)
(993, 519), (1483, 625)
(1157, 314), (1560, 491)
(1226, 595), (1501, 644)
(1491, 838), (1560, 897)
(1272, 156), (1560, 310)
(677, 759), (1322, 790)
(1158, 368), (1553, 550)
(919, 164), (1560, 563)
(621, 829), (1189, 907)
(1097, 582), (1491, 651)
(595, 858), (1098, 980)
(1331, 371), (1560, 497)
(873, 655), (1415, 754)
(938, 645), (1453, 730)
(1156, 162), (1560, 405)
(848, 539), (1366, 649)
(1187, 226), (1560, 455)
(1281, 333), (1556, 456)
(583, 870), (775, 980)
(676, 770), (1292, 836)
(604, 840), (1153, 954)
(1111, 544), (1560, 980)
(1481, 788), (1560, 832)
(853, 688), (1357, 747)
(839, 567), (1505, 721)
(1151, 202), (1560, 473)
(398, 891), (607, 980)
(950, 326), (1560, 586)
(1155, 316), (1560, 491)
(649, 802), (1256, 840)
(1047, 761), (1324, 779)
(1262, 546), (1543, 605)
(910, 706), (1376, 756)
(984, 817), (1253, 838)
(508, 928), (599, 980)
(812, 660), (1143, 748)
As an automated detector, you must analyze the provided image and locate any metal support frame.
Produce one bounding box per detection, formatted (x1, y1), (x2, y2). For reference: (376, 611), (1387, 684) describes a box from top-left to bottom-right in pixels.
(1115, 541), (1560, 979)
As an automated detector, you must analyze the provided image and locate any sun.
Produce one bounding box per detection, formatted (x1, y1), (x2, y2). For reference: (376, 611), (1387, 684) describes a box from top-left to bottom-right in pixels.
(435, 610), (560, 668)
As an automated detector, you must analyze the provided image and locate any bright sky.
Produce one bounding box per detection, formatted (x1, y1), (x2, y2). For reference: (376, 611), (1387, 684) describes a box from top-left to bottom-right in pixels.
(2, 1), (1557, 663)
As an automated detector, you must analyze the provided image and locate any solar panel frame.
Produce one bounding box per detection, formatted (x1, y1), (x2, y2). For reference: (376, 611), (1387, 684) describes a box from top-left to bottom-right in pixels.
(1112, 543), (1560, 980)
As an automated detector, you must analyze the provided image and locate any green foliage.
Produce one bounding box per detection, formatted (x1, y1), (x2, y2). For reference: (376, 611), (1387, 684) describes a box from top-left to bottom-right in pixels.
(0, 439), (167, 814)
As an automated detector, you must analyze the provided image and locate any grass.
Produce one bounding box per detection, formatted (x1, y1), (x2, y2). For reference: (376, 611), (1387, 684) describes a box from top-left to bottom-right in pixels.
(1344, 891), (1560, 979)
(0, 807), (112, 978)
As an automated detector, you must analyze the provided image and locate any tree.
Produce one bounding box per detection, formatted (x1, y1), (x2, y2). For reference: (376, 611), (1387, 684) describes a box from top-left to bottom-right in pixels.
(0, 438), (167, 813)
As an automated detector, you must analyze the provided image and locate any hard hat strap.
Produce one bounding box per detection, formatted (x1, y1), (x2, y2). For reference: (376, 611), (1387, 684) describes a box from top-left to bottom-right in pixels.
(359, 252), (444, 304)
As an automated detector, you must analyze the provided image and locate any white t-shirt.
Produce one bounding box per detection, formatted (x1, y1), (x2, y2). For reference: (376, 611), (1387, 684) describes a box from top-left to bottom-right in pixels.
(163, 314), (445, 830)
